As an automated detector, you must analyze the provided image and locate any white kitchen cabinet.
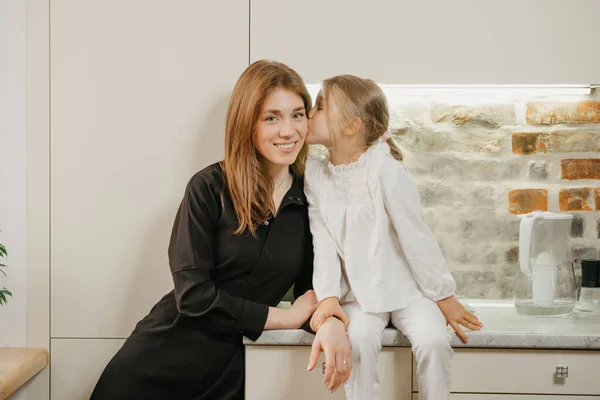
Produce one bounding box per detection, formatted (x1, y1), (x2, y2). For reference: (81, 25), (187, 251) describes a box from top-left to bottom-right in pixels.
(414, 395), (600, 399)
(51, 338), (125, 400)
(50, 0), (248, 338)
(250, 0), (600, 84)
(245, 346), (600, 399)
(413, 349), (600, 396)
(245, 345), (412, 400)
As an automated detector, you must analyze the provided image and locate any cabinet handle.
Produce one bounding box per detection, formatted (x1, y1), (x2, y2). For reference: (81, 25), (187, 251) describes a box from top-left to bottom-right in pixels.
(555, 365), (568, 378)
(322, 362), (326, 374)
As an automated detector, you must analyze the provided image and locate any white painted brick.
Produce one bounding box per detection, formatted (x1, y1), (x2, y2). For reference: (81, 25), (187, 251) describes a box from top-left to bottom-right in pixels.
(431, 103), (516, 127)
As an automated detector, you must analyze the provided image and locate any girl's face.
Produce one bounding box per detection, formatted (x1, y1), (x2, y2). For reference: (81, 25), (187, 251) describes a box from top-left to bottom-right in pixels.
(307, 91), (338, 147)
(253, 88), (308, 170)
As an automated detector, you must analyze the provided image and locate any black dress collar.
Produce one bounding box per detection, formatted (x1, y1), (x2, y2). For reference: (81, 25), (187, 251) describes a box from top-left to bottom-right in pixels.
(281, 173), (306, 207)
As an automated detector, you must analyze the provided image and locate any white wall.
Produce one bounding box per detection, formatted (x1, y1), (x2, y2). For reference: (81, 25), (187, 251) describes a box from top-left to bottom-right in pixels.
(1, 1), (28, 399)
(0, 0), (27, 349)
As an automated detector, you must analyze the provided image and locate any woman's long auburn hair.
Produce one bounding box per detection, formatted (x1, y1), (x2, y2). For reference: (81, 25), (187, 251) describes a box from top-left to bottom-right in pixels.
(221, 60), (312, 236)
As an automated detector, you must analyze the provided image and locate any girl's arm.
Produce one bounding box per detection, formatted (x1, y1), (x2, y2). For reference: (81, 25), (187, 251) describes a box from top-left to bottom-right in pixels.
(378, 155), (456, 301)
(305, 160), (348, 330)
(307, 205), (343, 301)
(378, 155), (482, 342)
(304, 160), (343, 303)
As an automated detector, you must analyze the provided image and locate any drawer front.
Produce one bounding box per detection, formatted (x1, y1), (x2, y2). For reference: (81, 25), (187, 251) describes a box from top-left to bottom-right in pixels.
(414, 395), (600, 400)
(246, 345), (412, 400)
(413, 349), (600, 395)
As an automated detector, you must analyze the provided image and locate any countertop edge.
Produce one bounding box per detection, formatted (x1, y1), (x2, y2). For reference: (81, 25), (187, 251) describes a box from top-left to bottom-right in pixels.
(243, 329), (600, 350)
(0, 348), (49, 400)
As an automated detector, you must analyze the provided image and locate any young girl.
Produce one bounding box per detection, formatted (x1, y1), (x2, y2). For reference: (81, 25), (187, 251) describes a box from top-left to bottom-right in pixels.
(304, 75), (483, 399)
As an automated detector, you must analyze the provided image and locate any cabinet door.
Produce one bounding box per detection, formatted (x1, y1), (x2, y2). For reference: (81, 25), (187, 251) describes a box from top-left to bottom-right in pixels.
(245, 346), (412, 400)
(413, 349), (600, 395)
(51, 338), (125, 400)
(50, 0), (249, 338)
(413, 395), (600, 399)
(251, 0), (600, 84)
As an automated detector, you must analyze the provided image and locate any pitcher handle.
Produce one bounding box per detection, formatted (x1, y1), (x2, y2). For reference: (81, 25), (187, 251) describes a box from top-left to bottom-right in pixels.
(519, 211), (544, 277)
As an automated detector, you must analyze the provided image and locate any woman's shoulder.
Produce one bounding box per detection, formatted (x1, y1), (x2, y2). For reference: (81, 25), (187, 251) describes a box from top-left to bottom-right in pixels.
(186, 162), (225, 198)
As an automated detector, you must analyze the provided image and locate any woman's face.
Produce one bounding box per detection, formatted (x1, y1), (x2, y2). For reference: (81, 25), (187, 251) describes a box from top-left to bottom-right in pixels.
(254, 88), (308, 169)
(307, 91), (336, 147)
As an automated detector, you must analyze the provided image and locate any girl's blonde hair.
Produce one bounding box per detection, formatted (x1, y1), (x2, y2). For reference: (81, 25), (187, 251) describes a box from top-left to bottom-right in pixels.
(222, 59), (311, 236)
(319, 75), (402, 161)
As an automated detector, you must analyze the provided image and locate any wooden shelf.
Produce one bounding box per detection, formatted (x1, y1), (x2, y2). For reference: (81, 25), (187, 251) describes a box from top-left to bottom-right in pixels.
(0, 348), (48, 400)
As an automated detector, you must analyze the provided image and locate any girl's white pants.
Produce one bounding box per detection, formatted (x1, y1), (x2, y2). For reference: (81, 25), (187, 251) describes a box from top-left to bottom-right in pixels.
(342, 296), (453, 400)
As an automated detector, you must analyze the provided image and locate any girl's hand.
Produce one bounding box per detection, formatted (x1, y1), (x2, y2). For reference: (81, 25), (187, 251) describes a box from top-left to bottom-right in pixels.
(310, 297), (349, 331)
(289, 290), (319, 328)
(437, 295), (483, 343)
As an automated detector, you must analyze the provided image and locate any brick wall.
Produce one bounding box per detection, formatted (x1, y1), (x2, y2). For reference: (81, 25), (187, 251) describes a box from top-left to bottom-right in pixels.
(312, 91), (600, 299)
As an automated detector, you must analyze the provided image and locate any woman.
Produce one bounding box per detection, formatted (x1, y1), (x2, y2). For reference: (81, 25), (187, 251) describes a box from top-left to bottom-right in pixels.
(90, 60), (351, 399)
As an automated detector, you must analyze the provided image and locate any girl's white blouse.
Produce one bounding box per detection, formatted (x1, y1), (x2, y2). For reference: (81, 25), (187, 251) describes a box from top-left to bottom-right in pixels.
(305, 142), (456, 312)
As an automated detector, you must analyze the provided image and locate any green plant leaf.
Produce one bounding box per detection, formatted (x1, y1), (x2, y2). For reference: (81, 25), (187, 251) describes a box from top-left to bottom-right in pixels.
(1, 288), (12, 296)
(0, 291), (6, 305)
(0, 243), (6, 257)
(0, 269), (6, 277)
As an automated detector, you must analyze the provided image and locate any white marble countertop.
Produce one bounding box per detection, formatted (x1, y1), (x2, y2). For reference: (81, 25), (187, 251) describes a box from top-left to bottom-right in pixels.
(244, 300), (600, 350)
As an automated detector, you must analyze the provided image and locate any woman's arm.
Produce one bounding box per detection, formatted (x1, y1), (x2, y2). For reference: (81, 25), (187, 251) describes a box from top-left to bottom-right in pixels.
(264, 290), (317, 330)
(169, 171), (306, 340)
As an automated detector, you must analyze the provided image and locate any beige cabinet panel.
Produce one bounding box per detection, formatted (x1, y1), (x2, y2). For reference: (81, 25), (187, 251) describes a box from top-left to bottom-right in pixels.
(245, 346), (412, 400)
(413, 349), (600, 395)
(251, 0), (600, 84)
(414, 395), (600, 399)
(51, 338), (125, 400)
(50, 0), (249, 337)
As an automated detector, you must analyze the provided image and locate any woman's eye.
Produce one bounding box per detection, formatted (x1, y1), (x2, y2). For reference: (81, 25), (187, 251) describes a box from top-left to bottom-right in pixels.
(266, 116), (277, 122)
(293, 112), (306, 119)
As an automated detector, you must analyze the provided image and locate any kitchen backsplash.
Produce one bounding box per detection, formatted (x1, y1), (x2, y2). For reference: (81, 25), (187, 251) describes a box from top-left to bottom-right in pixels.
(310, 92), (600, 299)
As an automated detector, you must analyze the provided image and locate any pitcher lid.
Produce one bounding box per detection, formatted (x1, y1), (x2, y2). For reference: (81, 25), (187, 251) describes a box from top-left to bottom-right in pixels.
(518, 211), (573, 220)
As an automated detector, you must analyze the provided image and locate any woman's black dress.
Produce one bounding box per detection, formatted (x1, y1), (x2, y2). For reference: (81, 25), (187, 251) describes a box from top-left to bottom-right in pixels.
(90, 162), (314, 399)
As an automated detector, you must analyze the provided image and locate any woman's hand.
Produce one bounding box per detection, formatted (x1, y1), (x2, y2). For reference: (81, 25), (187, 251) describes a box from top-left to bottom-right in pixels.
(265, 290), (317, 330)
(437, 295), (483, 343)
(307, 317), (352, 394)
(310, 297), (349, 331)
(289, 290), (319, 328)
